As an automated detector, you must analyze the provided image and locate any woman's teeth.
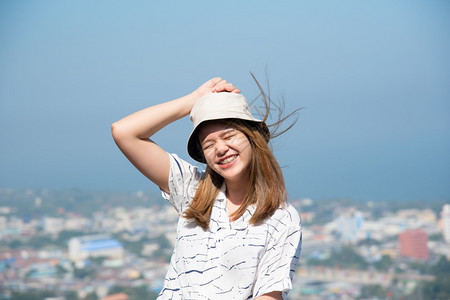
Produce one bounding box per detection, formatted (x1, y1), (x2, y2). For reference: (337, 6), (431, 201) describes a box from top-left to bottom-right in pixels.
(219, 155), (237, 165)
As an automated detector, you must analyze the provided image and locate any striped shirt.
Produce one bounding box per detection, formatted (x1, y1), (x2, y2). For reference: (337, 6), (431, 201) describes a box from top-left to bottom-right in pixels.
(157, 153), (302, 300)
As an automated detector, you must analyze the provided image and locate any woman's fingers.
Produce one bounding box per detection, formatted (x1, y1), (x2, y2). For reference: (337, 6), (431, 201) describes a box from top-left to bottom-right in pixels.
(195, 78), (241, 97)
(194, 77), (222, 98)
(212, 80), (240, 93)
(211, 79), (228, 91)
(209, 77), (223, 86)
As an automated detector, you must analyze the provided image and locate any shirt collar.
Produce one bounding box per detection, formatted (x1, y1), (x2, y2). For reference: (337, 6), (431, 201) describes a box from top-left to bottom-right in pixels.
(216, 183), (227, 202)
(209, 183), (257, 231)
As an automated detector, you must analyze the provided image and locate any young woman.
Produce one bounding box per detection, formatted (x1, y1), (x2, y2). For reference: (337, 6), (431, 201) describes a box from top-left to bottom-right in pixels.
(112, 77), (302, 300)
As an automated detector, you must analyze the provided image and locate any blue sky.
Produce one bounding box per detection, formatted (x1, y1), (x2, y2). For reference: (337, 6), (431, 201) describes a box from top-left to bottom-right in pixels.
(0, 1), (449, 202)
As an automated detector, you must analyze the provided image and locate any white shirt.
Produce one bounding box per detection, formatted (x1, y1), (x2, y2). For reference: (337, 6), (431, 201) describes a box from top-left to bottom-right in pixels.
(157, 154), (302, 300)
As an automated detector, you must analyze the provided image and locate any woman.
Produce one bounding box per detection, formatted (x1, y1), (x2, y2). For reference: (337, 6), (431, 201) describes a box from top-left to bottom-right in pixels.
(112, 77), (302, 299)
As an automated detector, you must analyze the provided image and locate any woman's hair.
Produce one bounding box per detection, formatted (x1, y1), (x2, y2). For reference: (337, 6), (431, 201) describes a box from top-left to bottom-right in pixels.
(183, 74), (300, 230)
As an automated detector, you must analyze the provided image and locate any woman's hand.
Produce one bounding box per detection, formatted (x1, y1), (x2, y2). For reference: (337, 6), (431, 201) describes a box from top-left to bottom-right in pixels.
(255, 291), (283, 300)
(112, 76), (241, 194)
(193, 77), (241, 99)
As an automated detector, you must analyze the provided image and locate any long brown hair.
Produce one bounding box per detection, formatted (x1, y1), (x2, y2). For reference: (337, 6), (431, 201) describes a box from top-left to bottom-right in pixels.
(183, 75), (300, 230)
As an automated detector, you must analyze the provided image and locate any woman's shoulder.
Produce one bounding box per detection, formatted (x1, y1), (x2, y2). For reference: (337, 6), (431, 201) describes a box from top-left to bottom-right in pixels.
(163, 153), (204, 209)
(167, 153), (204, 179)
(267, 202), (301, 229)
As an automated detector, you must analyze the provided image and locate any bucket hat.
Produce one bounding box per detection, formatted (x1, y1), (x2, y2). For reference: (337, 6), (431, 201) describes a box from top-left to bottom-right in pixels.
(187, 92), (269, 163)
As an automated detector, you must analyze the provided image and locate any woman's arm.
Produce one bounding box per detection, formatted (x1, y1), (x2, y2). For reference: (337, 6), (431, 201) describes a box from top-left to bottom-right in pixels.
(255, 291), (283, 300)
(111, 78), (239, 193)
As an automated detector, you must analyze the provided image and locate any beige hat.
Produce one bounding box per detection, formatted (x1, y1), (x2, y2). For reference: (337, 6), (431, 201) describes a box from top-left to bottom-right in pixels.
(187, 92), (269, 163)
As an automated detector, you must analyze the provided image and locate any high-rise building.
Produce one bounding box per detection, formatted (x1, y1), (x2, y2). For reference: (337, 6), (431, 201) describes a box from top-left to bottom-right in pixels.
(337, 209), (364, 244)
(441, 204), (450, 243)
(398, 228), (429, 260)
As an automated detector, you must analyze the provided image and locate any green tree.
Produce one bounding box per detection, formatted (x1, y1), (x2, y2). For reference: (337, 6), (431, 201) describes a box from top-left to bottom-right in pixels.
(84, 292), (98, 300)
(108, 285), (159, 300)
(64, 291), (79, 300)
(420, 256), (450, 299)
(432, 256), (450, 275)
(9, 290), (55, 300)
(8, 239), (23, 249)
(359, 284), (387, 299)
(27, 234), (53, 249)
(73, 265), (96, 279)
(55, 230), (90, 247)
(373, 254), (393, 271)
(306, 246), (369, 270)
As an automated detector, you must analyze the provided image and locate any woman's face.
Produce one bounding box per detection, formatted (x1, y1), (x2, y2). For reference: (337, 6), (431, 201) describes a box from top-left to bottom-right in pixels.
(198, 121), (253, 183)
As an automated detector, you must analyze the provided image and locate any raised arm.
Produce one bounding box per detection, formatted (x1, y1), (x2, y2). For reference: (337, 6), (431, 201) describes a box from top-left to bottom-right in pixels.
(111, 78), (240, 193)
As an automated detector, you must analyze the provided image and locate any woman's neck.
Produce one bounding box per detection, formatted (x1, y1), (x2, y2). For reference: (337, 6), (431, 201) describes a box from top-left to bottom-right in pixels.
(225, 182), (247, 204)
(225, 178), (249, 218)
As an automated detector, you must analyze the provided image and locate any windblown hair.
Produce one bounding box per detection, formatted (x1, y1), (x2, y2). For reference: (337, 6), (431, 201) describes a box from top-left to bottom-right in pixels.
(183, 74), (299, 230)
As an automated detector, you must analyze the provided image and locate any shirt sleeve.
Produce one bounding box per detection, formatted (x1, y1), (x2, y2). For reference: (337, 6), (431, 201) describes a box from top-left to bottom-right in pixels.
(253, 208), (302, 299)
(160, 153), (204, 214)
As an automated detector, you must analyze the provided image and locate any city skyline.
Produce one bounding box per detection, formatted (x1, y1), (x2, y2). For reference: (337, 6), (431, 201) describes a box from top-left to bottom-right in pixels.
(1, 1), (449, 202)
(1, 187), (448, 299)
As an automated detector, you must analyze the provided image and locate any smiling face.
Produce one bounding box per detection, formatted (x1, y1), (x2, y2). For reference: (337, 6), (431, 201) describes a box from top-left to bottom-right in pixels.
(198, 120), (253, 184)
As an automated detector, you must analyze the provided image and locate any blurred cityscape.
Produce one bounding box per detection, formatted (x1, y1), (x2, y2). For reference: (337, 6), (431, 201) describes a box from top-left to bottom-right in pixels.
(0, 187), (449, 300)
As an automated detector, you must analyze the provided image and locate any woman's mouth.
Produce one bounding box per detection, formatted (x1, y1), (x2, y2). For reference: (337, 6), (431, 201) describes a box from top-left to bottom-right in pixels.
(218, 155), (238, 167)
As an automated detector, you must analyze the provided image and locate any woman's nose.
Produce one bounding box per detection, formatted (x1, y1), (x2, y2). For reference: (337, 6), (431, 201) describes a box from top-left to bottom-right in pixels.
(216, 140), (229, 155)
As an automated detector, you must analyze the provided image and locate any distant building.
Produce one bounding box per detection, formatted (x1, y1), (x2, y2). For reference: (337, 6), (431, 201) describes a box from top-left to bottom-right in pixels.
(101, 293), (129, 300)
(395, 209), (436, 223)
(398, 229), (429, 260)
(441, 204), (450, 243)
(43, 217), (64, 235)
(337, 209), (364, 244)
(68, 234), (124, 262)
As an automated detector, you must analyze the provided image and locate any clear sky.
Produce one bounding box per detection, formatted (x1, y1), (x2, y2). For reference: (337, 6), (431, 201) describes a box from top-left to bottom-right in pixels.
(0, 1), (449, 202)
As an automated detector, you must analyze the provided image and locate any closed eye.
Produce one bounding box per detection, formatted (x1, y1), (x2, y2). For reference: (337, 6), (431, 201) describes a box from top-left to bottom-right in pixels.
(202, 143), (214, 150)
(224, 133), (235, 140)
(223, 129), (236, 140)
